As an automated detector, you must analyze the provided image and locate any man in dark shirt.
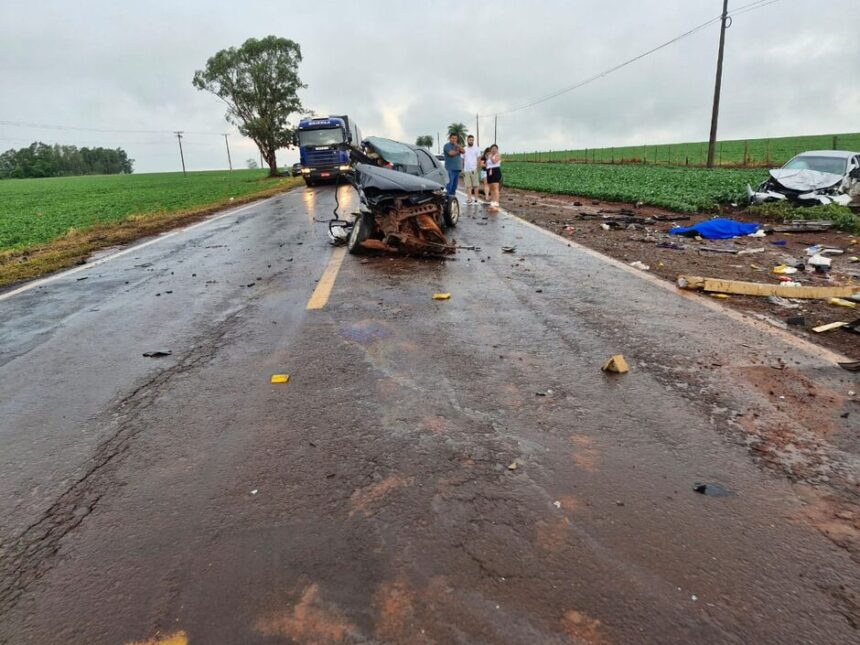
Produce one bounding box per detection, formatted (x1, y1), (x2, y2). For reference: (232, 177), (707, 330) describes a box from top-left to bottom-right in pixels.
(442, 133), (464, 197)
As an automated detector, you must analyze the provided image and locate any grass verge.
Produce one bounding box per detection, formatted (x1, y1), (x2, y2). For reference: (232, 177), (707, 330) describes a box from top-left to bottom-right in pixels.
(0, 174), (302, 287)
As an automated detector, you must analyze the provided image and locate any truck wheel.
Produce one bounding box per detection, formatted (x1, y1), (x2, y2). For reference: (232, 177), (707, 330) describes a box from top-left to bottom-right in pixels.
(444, 196), (460, 228)
(347, 213), (371, 254)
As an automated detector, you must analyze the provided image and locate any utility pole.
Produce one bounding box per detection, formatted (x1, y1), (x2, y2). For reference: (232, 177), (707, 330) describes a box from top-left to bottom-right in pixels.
(476, 114), (480, 147)
(174, 131), (186, 176)
(223, 134), (232, 171)
(706, 0), (730, 168)
(437, 131), (441, 154)
(494, 115), (498, 144)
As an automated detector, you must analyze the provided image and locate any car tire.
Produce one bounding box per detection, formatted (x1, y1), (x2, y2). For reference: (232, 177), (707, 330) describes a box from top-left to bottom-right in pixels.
(347, 213), (371, 254)
(444, 196), (460, 228)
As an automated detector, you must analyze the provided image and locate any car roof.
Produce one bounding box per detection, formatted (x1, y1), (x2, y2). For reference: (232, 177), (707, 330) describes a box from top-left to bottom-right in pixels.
(793, 150), (859, 159)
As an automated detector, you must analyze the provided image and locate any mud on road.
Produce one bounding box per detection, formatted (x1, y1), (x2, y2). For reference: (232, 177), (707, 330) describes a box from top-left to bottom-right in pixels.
(501, 188), (859, 360)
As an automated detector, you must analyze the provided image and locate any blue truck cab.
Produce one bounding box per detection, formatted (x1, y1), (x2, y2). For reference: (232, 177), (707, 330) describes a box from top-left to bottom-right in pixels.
(295, 115), (362, 186)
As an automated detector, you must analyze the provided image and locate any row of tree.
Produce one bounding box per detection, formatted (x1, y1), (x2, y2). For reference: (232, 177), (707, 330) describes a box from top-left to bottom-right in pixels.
(0, 142), (134, 179)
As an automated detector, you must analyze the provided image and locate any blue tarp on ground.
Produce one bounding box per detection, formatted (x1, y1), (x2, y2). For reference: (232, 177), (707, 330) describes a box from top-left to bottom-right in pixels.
(669, 218), (761, 240)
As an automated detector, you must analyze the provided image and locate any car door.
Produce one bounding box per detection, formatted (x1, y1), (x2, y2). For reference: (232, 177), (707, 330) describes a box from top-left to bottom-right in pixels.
(417, 149), (448, 186)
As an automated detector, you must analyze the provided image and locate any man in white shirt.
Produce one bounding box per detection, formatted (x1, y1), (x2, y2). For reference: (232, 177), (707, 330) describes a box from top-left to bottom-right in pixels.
(461, 134), (482, 204)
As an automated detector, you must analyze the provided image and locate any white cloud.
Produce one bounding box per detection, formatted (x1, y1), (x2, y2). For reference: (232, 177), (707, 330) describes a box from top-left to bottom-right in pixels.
(1, 0), (857, 172)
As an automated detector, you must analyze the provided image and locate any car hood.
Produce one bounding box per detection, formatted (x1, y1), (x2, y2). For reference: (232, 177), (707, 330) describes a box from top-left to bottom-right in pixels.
(355, 163), (444, 192)
(769, 168), (844, 192)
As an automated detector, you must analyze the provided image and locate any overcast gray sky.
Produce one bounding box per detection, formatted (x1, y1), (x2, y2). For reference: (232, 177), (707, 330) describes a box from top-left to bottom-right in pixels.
(1, 0), (857, 173)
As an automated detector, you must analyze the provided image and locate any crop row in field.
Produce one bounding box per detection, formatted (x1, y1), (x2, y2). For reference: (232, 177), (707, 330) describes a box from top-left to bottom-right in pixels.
(507, 132), (860, 167)
(0, 169), (294, 252)
(503, 161), (767, 212)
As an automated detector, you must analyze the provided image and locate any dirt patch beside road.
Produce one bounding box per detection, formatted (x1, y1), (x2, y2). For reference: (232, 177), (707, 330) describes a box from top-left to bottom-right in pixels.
(502, 188), (859, 359)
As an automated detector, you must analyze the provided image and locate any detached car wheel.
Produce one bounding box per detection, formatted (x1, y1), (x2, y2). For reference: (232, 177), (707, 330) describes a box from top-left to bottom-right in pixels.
(347, 213), (371, 254)
(444, 196), (460, 228)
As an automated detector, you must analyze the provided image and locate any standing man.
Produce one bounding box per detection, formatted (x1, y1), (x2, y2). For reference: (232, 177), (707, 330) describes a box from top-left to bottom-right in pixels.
(442, 132), (464, 197)
(461, 134), (482, 204)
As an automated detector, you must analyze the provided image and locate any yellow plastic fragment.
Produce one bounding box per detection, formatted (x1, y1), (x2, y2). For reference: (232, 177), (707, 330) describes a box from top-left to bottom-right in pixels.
(710, 293), (730, 299)
(270, 374), (290, 384)
(772, 265), (797, 275)
(828, 298), (857, 309)
(601, 354), (629, 374)
(432, 293), (451, 300)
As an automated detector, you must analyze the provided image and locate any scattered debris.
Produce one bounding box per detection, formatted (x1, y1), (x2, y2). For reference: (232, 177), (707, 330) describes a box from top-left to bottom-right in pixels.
(812, 321), (848, 333)
(502, 246), (516, 253)
(508, 462), (518, 471)
(553, 500), (562, 509)
(601, 354), (629, 374)
(432, 293), (451, 300)
(270, 374), (290, 384)
(828, 297), (856, 309)
(807, 254), (832, 271)
(770, 220), (834, 233)
(767, 296), (800, 309)
(629, 261), (650, 271)
(710, 293), (730, 299)
(692, 482), (732, 497)
(699, 246), (738, 255)
(785, 314), (806, 326)
(677, 275), (859, 299)
(250, 489), (258, 495)
(76, 276), (89, 281)
(737, 247), (765, 256)
(772, 265), (798, 275)
(142, 351), (172, 358)
(838, 361), (860, 372)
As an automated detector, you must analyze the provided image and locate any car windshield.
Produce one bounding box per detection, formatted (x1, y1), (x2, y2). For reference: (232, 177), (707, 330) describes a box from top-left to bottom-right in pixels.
(364, 137), (418, 167)
(298, 127), (345, 147)
(783, 155), (847, 175)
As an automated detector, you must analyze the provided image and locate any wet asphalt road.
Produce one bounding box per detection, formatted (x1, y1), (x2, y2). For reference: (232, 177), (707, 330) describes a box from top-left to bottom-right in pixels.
(0, 185), (857, 644)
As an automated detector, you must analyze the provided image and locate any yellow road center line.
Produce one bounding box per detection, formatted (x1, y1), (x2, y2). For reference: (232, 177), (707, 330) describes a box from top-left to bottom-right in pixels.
(306, 247), (346, 310)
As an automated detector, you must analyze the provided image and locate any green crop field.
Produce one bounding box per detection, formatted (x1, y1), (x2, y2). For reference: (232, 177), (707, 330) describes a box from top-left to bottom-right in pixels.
(507, 132), (860, 167)
(0, 169), (297, 252)
(503, 161), (768, 212)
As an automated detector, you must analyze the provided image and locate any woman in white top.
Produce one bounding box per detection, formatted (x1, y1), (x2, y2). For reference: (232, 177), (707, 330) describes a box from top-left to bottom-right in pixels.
(485, 144), (502, 211)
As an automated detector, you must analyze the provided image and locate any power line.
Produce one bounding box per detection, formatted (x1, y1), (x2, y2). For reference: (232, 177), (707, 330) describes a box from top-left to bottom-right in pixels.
(479, 0), (784, 118)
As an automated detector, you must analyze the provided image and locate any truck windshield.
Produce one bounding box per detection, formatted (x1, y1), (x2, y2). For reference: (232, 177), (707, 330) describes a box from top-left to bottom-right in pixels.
(298, 128), (345, 147)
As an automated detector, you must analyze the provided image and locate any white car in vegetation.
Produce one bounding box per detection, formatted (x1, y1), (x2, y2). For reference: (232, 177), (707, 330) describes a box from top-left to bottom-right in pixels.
(748, 150), (860, 206)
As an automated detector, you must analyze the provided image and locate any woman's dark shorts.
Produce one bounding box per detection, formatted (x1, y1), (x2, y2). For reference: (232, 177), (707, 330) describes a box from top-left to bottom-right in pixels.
(487, 167), (502, 184)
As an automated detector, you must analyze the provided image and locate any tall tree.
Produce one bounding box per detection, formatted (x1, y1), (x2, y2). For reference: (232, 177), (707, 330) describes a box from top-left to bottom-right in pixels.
(415, 135), (434, 148)
(193, 36), (306, 177)
(447, 123), (468, 145)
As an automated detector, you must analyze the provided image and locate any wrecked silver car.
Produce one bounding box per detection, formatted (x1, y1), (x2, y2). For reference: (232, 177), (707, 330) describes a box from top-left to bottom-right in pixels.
(328, 139), (458, 256)
(748, 150), (860, 206)
(346, 162), (455, 255)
